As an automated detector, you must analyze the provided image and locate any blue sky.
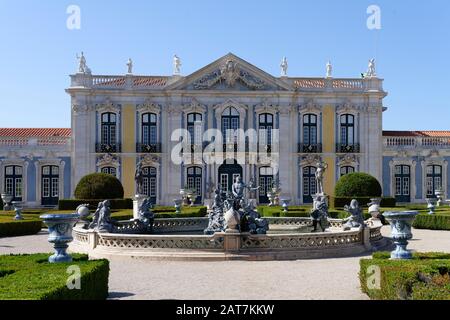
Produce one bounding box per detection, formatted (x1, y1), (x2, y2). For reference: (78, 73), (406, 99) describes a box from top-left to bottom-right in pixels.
(0, 0), (449, 130)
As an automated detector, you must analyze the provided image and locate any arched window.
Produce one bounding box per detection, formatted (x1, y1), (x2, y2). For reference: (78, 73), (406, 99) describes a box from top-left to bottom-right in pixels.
(340, 166), (355, 177)
(258, 113), (273, 147)
(4, 165), (23, 202)
(187, 113), (203, 145)
(101, 167), (117, 177)
(186, 166), (202, 204)
(426, 165), (442, 197)
(141, 113), (157, 145)
(222, 107), (240, 143)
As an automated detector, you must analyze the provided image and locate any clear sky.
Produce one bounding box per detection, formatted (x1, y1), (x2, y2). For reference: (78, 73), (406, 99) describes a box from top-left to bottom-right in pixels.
(0, 0), (449, 130)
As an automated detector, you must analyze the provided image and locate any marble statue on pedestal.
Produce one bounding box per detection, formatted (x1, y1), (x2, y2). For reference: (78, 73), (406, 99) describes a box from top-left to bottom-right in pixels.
(204, 188), (227, 235)
(240, 201), (269, 235)
(315, 161), (328, 195)
(231, 176), (259, 210)
(76, 52), (90, 74)
(343, 199), (365, 230)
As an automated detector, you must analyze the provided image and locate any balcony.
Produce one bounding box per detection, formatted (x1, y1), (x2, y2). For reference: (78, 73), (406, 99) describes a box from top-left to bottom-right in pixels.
(95, 143), (121, 153)
(336, 143), (360, 153)
(136, 143), (162, 153)
(298, 143), (322, 153)
(384, 137), (450, 150)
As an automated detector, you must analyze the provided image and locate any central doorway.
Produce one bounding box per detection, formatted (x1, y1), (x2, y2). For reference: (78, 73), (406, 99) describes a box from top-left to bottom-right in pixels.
(218, 160), (243, 192)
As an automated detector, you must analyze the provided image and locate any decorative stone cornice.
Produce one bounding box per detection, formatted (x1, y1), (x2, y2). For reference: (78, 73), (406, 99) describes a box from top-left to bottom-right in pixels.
(254, 98), (278, 114)
(95, 97), (121, 113)
(299, 99), (321, 114)
(183, 98), (207, 114)
(336, 99), (360, 114)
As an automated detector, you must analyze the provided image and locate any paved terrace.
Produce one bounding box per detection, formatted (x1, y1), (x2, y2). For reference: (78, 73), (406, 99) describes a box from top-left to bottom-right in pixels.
(1, 227), (449, 300)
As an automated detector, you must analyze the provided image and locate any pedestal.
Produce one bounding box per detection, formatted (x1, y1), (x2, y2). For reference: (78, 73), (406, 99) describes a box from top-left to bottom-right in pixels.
(223, 230), (241, 252)
(133, 194), (147, 220)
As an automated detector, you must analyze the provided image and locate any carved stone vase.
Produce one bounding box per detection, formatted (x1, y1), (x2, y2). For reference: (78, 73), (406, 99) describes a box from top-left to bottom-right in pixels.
(383, 211), (419, 260)
(40, 213), (80, 263)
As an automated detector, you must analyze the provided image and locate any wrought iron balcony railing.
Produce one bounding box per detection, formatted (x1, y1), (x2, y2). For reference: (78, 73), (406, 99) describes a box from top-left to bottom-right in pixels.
(298, 143), (322, 153)
(95, 143), (121, 153)
(336, 143), (360, 153)
(136, 143), (162, 153)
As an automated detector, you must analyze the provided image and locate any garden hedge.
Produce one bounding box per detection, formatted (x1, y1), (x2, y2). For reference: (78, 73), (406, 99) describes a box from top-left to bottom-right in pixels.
(360, 252), (450, 300)
(0, 217), (42, 237)
(74, 173), (124, 200)
(331, 196), (396, 208)
(0, 254), (109, 300)
(335, 172), (382, 197)
(59, 198), (133, 210)
(412, 214), (450, 231)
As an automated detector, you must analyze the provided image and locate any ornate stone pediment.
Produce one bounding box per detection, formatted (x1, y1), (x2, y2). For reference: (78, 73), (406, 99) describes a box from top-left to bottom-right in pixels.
(139, 154), (160, 167)
(338, 154), (359, 166)
(95, 97), (121, 113)
(299, 99), (321, 113)
(137, 99), (162, 114)
(166, 53), (291, 92)
(300, 154), (322, 166)
(254, 98), (278, 114)
(336, 99), (360, 113)
(96, 153), (120, 167)
(183, 98), (207, 113)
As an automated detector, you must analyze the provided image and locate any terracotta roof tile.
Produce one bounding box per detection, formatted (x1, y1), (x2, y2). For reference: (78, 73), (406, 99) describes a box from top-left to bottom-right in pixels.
(383, 130), (450, 137)
(0, 128), (71, 137)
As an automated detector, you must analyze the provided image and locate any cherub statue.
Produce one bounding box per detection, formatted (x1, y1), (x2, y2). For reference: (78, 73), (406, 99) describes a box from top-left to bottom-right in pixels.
(343, 199), (365, 230)
(97, 200), (114, 233)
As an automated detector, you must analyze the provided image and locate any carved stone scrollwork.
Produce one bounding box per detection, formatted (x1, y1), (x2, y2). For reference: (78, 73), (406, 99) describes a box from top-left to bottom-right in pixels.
(193, 59), (266, 90)
(299, 99), (321, 113)
(137, 99), (162, 114)
(96, 153), (120, 168)
(72, 105), (91, 115)
(95, 97), (121, 113)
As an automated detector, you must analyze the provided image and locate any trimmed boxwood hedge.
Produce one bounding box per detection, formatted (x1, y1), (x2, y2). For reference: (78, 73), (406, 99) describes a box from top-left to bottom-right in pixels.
(335, 172), (382, 197)
(74, 173), (124, 200)
(360, 252), (450, 300)
(0, 218), (42, 237)
(412, 214), (450, 231)
(0, 254), (109, 300)
(331, 196), (396, 208)
(59, 199), (133, 210)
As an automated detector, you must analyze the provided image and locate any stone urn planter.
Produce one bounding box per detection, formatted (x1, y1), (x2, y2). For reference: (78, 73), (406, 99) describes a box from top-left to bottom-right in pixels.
(426, 198), (436, 215)
(224, 207), (241, 233)
(435, 189), (444, 207)
(383, 211), (419, 260)
(40, 213), (80, 263)
(280, 199), (291, 213)
(367, 198), (382, 219)
(1, 193), (13, 211)
(174, 199), (182, 214)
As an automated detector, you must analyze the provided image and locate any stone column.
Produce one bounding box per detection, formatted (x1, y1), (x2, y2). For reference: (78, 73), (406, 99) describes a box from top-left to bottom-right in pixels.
(278, 107), (293, 199)
(167, 107), (183, 202)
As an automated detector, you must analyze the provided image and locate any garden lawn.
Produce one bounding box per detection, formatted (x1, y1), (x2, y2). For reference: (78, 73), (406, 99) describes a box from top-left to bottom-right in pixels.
(0, 253), (109, 300)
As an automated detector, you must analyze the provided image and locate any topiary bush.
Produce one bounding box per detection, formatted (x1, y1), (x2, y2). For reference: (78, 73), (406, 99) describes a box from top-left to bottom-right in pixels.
(74, 173), (124, 200)
(335, 173), (382, 197)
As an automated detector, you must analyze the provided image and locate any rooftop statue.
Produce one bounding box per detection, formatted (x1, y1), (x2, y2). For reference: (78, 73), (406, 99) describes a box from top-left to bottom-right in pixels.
(173, 54), (182, 75)
(326, 61), (332, 78)
(76, 52), (90, 74)
(280, 57), (288, 77)
(126, 58), (133, 74)
(366, 58), (376, 77)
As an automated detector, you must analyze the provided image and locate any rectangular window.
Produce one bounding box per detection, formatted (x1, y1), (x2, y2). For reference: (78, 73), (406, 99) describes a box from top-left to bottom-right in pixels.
(220, 174), (228, 191)
(395, 177), (402, 195)
(15, 178), (22, 197)
(43, 178), (50, 197)
(426, 177), (433, 196)
(52, 178), (59, 197)
(403, 177), (410, 196)
(5, 178), (13, 195)
(149, 177), (157, 197)
(143, 178), (149, 196)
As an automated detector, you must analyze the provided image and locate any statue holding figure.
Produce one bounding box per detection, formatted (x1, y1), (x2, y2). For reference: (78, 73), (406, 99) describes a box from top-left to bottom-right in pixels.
(173, 54), (182, 75)
(96, 200), (114, 233)
(310, 194), (329, 232)
(315, 161), (328, 195)
(280, 57), (288, 76)
(232, 176), (259, 210)
(204, 188), (226, 235)
(343, 199), (365, 230)
(135, 161), (144, 195)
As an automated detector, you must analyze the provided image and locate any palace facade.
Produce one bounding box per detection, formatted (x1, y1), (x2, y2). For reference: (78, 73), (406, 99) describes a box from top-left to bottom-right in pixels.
(1, 53), (449, 207)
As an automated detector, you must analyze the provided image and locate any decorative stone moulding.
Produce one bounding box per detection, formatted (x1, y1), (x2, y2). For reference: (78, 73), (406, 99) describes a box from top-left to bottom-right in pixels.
(383, 211), (419, 260)
(40, 213), (80, 263)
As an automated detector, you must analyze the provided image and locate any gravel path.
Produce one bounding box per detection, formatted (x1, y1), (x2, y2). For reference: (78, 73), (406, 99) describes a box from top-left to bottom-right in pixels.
(1, 227), (449, 300)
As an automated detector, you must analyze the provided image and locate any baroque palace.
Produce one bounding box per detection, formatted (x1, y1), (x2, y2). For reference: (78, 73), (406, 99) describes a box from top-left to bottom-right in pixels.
(0, 53), (449, 207)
